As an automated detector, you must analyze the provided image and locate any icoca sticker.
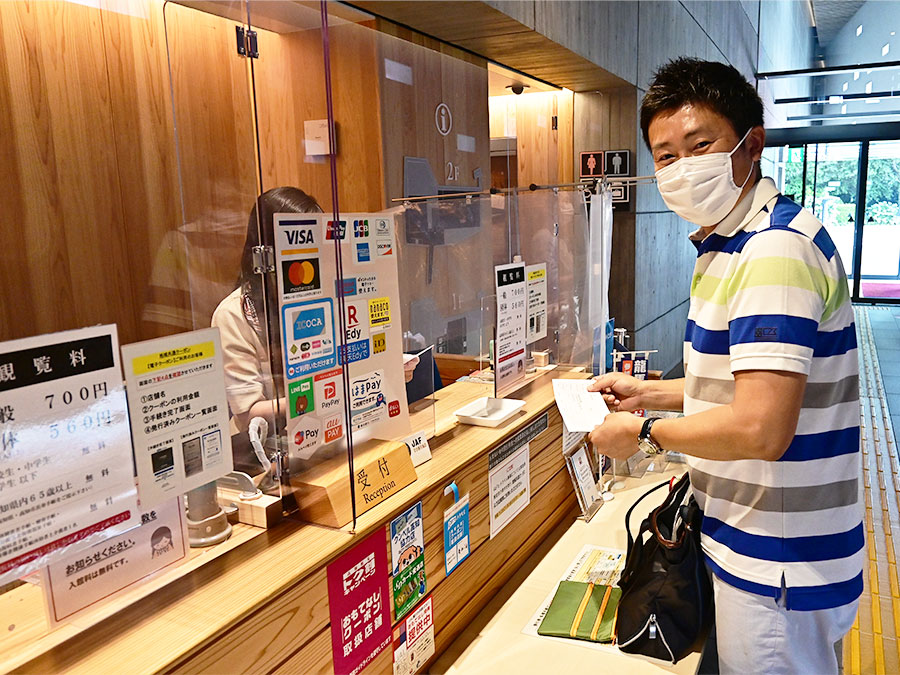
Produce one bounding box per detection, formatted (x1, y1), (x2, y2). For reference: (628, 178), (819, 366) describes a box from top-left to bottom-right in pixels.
(292, 417), (322, 460)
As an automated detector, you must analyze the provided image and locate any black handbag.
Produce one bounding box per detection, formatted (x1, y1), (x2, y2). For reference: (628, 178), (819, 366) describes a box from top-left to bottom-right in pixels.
(615, 472), (713, 663)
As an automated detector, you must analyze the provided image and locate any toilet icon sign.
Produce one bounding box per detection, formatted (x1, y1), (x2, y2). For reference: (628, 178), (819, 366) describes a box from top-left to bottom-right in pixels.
(604, 149), (630, 176)
(579, 151), (604, 178)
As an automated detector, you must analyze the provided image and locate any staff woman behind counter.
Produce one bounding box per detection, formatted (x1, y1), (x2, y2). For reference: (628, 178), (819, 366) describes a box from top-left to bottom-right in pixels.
(212, 187), (420, 438)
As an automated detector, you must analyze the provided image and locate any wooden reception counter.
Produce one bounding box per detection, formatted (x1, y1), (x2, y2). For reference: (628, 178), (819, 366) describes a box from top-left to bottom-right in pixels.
(1, 369), (587, 674)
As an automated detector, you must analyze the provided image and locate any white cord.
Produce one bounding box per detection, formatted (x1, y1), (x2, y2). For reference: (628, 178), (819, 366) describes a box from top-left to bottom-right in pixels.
(247, 417), (271, 472)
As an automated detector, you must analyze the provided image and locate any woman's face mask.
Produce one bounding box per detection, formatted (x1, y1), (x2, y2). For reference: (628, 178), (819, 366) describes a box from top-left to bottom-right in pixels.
(654, 127), (754, 227)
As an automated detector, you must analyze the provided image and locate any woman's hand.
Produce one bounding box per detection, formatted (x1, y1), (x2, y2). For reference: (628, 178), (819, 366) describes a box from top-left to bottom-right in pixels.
(587, 372), (645, 412)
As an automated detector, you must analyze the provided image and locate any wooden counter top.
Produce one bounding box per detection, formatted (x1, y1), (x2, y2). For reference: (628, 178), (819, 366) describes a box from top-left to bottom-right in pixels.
(1, 369), (588, 674)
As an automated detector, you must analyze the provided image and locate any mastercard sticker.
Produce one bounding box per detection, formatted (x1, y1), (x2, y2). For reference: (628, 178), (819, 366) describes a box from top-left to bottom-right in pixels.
(281, 257), (322, 299)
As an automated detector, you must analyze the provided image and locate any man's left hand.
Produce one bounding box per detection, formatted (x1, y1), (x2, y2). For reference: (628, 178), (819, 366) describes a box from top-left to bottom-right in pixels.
(588, 412), (644, 459)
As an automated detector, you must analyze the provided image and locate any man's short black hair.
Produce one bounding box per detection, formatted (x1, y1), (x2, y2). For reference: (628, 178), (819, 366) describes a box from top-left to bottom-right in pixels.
(640, 57), (764, 148)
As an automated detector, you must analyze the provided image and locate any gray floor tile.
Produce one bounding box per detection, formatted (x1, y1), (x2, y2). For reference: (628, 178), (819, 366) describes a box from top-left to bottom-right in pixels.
(883, 375), (900, 394)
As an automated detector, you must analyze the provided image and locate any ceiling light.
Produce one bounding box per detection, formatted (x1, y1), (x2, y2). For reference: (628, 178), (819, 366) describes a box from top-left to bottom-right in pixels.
(854, 71), (860, 80)
(843, 82), (849, 91)
(866, 98), (880, 104)
(842, 104), (847, 114)
(866, 81), (873, 94)
(883, 43), (890, 56)
(857, 25), (863, 36)
(828, 95), (844, 104)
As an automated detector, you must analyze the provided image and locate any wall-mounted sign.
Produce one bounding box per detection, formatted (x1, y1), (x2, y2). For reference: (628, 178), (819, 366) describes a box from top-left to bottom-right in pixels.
(390, 502), (426, 620)
(121, 327), (232, 508)
(435, 103), (452, 137)
(0, 325), (139, 586)
(525, 263), (548, 345)
(580, 151), (604, 178)
(604, 149), (631, 176)
(327, 529), (392, 675)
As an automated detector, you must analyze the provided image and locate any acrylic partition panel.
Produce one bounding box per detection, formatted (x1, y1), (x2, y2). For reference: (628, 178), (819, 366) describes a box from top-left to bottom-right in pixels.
(163, 0), (297, 501)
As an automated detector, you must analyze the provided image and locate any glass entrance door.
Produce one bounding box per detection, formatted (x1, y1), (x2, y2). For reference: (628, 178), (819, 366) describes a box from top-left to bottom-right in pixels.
(765, 138), (900, 303)
(859, 140), (900, 300)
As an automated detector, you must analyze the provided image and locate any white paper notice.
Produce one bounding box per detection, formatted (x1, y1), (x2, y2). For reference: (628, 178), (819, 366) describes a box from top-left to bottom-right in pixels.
(392, 596), (435, 675)
(525, 263), (548, 345)
(43, 497), (188, 625)
(404, 432), (432, 467)
(0, 325), (139, 586)
(488, 442), (530, 538)
(121, 327), (232, 508)
(570, 444), (600, 506)
(494, 262), (527, 396)
(551, 379), (610, 433)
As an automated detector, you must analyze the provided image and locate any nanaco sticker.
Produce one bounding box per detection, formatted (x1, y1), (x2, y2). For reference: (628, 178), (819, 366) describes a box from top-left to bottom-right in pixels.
(369, 297), (391, 330)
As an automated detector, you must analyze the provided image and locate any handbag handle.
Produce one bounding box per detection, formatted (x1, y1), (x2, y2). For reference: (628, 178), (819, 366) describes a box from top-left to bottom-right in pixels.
(623, 477), (676, 552)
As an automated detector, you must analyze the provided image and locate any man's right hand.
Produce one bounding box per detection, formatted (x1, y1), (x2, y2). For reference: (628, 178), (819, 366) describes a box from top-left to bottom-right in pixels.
(587, 372), (645, 412)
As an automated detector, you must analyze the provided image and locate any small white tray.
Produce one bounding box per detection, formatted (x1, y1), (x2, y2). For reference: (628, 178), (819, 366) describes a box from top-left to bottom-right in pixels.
(454, 397), (526, 427)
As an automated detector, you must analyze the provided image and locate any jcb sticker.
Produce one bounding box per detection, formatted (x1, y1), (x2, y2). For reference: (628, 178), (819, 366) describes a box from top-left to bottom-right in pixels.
(372, 333), (386, 354)
(369, 297), (391, 329)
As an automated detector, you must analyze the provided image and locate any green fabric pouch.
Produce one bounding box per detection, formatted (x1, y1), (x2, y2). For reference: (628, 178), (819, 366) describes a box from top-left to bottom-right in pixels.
(537, 580), (621, 643)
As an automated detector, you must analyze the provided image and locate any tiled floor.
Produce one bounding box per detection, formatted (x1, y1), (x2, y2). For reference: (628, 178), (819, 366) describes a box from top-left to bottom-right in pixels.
(844, 306), (900, 675)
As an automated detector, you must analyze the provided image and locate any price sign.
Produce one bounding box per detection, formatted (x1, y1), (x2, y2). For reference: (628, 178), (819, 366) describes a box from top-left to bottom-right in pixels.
(0, 325), (139, 585)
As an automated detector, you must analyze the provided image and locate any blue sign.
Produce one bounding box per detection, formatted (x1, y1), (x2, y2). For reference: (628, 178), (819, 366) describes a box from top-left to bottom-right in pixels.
(339, 339), (370, 364)
(293, 307), (326, 341)
(443, 495), (470, 576)
(336, 277), (358, 297)
(356, 242), (371, 263)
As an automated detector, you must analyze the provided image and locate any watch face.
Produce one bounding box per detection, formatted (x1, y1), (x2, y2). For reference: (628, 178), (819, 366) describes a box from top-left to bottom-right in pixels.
(639, 437), (660, 456)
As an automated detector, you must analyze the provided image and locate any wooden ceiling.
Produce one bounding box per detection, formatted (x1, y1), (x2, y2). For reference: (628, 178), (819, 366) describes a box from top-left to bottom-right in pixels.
(347, 1), (631, 91)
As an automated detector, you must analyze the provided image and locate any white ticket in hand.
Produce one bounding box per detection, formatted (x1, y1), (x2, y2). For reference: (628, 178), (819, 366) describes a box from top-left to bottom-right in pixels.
(551, 379), (611, 433)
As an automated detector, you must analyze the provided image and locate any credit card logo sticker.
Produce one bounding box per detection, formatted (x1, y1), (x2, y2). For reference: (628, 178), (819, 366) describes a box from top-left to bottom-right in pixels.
(282, 258), (321, 298)
(326, 220), (346, 240)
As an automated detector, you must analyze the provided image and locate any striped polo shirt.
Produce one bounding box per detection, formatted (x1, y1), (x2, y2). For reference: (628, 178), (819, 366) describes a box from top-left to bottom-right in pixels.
(684, 177), (863, 611)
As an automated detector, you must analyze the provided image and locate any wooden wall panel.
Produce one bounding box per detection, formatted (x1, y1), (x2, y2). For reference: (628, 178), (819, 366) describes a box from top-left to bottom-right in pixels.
(254, 21), (384, 214)
(99, 0), (184, 341)
(161, 2), (260, 331)
(0, 1), (135, 342)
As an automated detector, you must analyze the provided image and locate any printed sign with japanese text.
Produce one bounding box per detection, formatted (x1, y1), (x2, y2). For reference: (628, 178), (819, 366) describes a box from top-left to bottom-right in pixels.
(121, 327), (232, 508)
(488, 443), (531, 538)
(390, 502), (426, 620)
(327, 529), (392, 675)
(0, 325), (139, 585)
(392, 596), (435, 675)
(43, 497), (188, 625)
(494, 263), (527, 396)
(443, 494), (470, 576)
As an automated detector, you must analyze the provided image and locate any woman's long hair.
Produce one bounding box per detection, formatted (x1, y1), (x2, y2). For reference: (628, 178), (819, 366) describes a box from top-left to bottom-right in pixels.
(238, 187), (322, 394)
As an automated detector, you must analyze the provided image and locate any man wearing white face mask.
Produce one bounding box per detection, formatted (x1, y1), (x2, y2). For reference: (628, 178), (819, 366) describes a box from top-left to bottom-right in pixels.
(588, 58), (861, 674)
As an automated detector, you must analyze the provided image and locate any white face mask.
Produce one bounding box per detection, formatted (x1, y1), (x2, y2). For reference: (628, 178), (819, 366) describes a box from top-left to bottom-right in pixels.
(654, 128), (754, 227)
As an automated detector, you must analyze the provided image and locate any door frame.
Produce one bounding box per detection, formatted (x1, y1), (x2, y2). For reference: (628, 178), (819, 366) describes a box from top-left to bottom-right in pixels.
(765, 125), (900, 304)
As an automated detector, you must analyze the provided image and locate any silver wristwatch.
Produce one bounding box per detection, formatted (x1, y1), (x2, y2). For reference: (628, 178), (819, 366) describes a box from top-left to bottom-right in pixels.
(638, 417), (663, 456)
